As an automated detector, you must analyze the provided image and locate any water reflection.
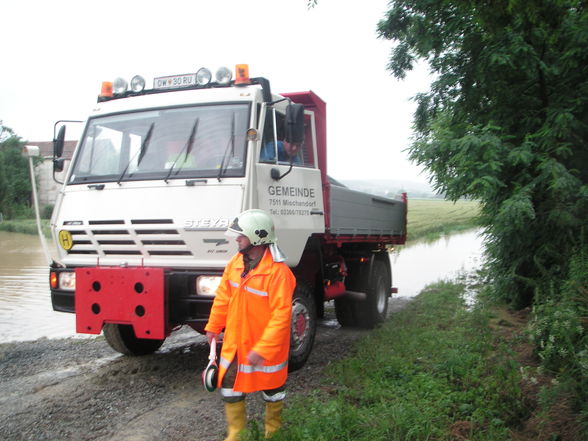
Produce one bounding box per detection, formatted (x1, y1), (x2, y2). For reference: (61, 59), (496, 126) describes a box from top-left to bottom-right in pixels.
(391, 229), (484, 298)
(0, 229), (484, 344)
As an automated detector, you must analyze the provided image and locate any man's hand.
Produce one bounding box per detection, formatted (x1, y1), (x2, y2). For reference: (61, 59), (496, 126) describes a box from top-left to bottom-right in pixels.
(247, 350), (265, 366)
(206, 331), (219, 345)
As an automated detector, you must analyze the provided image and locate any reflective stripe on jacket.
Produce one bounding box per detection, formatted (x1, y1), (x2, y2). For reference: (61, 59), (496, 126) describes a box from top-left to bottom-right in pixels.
(205, 248), (295, 393)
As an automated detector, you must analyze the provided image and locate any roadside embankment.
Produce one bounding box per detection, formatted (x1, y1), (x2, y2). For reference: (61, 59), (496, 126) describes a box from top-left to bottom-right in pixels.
(269, 279), (584, 441)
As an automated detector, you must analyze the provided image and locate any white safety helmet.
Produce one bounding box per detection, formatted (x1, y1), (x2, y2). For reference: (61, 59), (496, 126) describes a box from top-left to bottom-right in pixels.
(226, 209), (276, 245)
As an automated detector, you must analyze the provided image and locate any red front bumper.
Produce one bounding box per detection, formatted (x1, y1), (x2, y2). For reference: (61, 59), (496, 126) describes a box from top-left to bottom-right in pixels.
(75, 267), (166, 339)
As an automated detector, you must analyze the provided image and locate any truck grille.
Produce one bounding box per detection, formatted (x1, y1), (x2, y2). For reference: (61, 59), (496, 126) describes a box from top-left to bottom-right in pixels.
(66, 219), (193, 257)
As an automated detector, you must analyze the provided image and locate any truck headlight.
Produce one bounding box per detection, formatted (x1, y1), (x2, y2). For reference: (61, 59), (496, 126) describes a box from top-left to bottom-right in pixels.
(196, 276), (221, 295)
(59, 271), (76, 291)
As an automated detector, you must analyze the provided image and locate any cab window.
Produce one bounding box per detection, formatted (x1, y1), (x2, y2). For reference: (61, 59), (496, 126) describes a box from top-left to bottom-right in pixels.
(259, 108), (315, 168)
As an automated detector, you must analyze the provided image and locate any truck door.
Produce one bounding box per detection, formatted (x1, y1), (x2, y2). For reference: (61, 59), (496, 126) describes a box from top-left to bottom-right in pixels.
(256, 106), (324, 266)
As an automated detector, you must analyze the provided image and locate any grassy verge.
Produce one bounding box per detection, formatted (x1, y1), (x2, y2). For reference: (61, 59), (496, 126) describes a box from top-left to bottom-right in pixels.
(250, 281), (529, 441)
(407, 199), (480, 242)
(0, 219), (51, 237)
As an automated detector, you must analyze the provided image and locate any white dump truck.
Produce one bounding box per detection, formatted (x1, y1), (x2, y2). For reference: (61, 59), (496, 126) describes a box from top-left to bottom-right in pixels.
(48, 65), (407, 371)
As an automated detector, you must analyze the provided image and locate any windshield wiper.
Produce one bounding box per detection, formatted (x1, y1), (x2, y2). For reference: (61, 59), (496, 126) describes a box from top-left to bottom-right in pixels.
(117, 123), (154, 186)
(217, 113), (235, 182)
(164, 118), (199, 183)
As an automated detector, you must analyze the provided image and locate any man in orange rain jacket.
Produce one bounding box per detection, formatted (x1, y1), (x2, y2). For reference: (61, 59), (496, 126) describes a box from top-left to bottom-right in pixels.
(205, 209), (295, 441)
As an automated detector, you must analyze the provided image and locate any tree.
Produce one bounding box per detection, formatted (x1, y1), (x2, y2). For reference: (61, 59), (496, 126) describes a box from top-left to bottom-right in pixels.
(378, 1), (588, 307)
(0, 124), (32, 218)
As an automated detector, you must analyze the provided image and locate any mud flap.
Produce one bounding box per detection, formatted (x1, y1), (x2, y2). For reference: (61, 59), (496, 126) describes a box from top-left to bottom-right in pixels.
(75, 267), (166, 339)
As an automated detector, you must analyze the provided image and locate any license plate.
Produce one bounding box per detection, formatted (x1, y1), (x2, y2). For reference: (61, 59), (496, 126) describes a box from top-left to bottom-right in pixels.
(153, 73), (197, 89)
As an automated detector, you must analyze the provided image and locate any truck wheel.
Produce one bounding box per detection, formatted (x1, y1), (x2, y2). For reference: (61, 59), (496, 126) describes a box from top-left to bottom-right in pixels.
(288, 281), (316, 372)
(355, 261), (389, 328)
(103, 323), (165, 356)
(335, 260), (390, 328)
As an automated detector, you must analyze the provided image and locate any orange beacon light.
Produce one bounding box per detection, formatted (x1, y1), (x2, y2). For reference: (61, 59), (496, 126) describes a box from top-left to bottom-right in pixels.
(100, 81), (114, 98)
(234, 64), (250, 85)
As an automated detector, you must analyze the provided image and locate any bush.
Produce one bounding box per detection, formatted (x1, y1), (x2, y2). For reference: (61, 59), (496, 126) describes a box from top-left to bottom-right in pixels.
(530, 245), (588, 410)
(1, 204), (34, 219)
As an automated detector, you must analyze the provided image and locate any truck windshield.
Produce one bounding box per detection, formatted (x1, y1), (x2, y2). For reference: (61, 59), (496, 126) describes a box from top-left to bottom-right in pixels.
(68, 103), (250, 184)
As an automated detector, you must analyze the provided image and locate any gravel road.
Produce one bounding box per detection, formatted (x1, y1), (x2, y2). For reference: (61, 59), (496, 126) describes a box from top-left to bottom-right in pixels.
(0, 298), (412, 441)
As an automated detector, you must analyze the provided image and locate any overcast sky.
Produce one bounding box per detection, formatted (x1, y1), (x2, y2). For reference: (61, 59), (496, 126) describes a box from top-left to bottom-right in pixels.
(1, 0), (432, 183)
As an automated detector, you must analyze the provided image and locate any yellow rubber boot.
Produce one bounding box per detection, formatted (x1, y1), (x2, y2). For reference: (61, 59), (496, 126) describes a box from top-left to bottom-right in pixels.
(264, 401), (284, 438)
(223, 400), (246, 441)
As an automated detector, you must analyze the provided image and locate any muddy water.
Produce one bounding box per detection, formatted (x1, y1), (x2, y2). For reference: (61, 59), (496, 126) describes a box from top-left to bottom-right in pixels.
(0, 232), (76, 343)
(0, 229), (484, 344)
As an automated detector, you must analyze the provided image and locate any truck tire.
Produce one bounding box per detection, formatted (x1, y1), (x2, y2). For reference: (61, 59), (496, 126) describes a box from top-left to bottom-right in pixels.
(103, 323), (165, 356)
(288, 281), (316, 372)
(355, 260), (389, 328)
(335, 260), (390, 329)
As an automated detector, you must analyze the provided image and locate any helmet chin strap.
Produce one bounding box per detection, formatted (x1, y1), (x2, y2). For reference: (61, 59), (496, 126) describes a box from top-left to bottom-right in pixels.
(238, 243), (255, 255)
(240, 243), (285, 262)
(240, 243), (269, 256)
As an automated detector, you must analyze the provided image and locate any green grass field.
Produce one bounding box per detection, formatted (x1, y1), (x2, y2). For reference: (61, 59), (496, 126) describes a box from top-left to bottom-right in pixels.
(407, 199), (481, 241)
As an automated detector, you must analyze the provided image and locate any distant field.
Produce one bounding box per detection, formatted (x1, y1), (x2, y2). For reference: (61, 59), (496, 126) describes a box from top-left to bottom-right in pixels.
(407, 199), (481, 241)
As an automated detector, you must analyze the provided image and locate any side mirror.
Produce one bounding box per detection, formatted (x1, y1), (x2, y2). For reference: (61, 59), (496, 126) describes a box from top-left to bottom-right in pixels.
(54, 125), (66, 158)
(284, 103), (305, 145)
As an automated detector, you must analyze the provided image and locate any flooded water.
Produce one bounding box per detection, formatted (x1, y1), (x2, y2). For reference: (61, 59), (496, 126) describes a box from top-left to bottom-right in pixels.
(0, 229), (484, 344)
(0, 231), (77, 343)
(391, 229), (484, 297)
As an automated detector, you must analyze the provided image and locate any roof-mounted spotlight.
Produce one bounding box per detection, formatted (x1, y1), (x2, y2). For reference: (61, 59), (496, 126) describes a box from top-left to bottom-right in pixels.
(130, 75), (146, 92)
(216, 66), (233, 85)
(113, 77), (128, 94)
(196, 68), (212, 86)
